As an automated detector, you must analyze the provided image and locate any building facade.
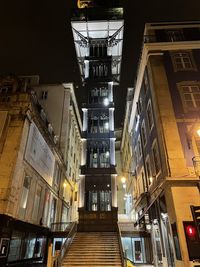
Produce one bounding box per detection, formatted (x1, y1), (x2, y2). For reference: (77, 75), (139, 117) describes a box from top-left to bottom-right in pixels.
(0, 76), (82, 265)
(126, 22), (200, 267)
(71, 0), (124, 230)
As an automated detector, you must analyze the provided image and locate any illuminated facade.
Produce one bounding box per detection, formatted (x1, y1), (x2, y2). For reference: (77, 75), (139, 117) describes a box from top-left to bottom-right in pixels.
(0, 76), (82, 265)
(126, 22), (200, 266)
(71, 0), (124, 230)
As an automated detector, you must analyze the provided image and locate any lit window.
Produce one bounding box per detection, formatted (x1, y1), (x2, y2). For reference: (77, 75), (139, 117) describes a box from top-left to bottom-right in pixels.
(171, 51), (196, 71)
(19, 176), (31, 219)
(178, 83), (200, 112)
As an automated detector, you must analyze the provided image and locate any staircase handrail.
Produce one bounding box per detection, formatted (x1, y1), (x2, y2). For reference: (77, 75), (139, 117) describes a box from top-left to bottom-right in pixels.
(52, 221), (77, 267)
(117, 223), (126, 267)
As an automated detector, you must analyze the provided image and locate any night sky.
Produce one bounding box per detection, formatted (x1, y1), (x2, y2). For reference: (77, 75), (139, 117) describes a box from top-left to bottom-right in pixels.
(1, 0), (200, 127)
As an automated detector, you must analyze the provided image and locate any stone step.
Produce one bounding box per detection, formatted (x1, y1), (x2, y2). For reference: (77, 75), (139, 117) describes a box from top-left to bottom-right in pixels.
(62, 232), (122, 267)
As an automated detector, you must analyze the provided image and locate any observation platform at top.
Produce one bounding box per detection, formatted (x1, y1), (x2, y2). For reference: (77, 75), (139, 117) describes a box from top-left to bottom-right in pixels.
(71, 7), (123, 21)
(71, 7), (124, 85)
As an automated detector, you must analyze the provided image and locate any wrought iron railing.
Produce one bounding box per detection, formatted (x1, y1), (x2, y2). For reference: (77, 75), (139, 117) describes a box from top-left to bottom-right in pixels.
(51, 222), (77, 267)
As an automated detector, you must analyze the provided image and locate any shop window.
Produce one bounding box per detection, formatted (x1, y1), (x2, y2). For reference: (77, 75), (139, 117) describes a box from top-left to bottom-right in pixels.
(19, 176), (31, 219)
(171, 51), (196, 71)
(152, 140), (161, 176)
(179, 83), (200, 112)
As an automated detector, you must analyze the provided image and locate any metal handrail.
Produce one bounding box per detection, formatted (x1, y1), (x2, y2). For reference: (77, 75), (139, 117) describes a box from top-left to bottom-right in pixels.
(51, 222), (72, 232)
(52, 222), (77, 267)
(117, 223), (126, 267)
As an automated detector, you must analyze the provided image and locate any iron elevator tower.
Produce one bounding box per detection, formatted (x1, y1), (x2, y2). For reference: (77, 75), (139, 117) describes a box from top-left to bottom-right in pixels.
(71, 0), (124, 230)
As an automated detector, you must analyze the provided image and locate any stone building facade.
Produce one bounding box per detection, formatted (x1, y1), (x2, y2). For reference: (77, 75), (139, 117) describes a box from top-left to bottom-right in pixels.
(125, 22), (200, 267)
(0, 75), (82, 265)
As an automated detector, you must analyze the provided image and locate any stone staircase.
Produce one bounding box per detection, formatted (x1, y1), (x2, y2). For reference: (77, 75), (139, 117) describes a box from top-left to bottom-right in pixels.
(62, 232), (122, 267)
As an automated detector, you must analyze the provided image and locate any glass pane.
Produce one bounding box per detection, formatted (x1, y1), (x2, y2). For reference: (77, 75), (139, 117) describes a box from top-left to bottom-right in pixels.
(134, 240), (142, 262)
(122, 237), (133, 261)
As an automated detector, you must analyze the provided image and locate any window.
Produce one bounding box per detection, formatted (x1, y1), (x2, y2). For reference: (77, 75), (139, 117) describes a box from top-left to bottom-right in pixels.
(143, 72), (149, 95)
(141, 120), (147, 146)
(166, 29), (184, 42)
(41, 91), (48, 100)
(152, 140), (161, 176)
(137, 136), (142, 160)
(178, 83), (200, 112)
(32, 184), (42, 221)
(53, 163), (60, 185)
(171, 51), (196, 71)
(145, 156), (152, 185)
(89, 114), (98, 133)
(147, 100), (154, 131)
(88, 141), (110, 168)
(19, 176), (31, 219)
(43, 190), (51, 226)
(99, 113), (109, 133)
(137, 97), (143, 114)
